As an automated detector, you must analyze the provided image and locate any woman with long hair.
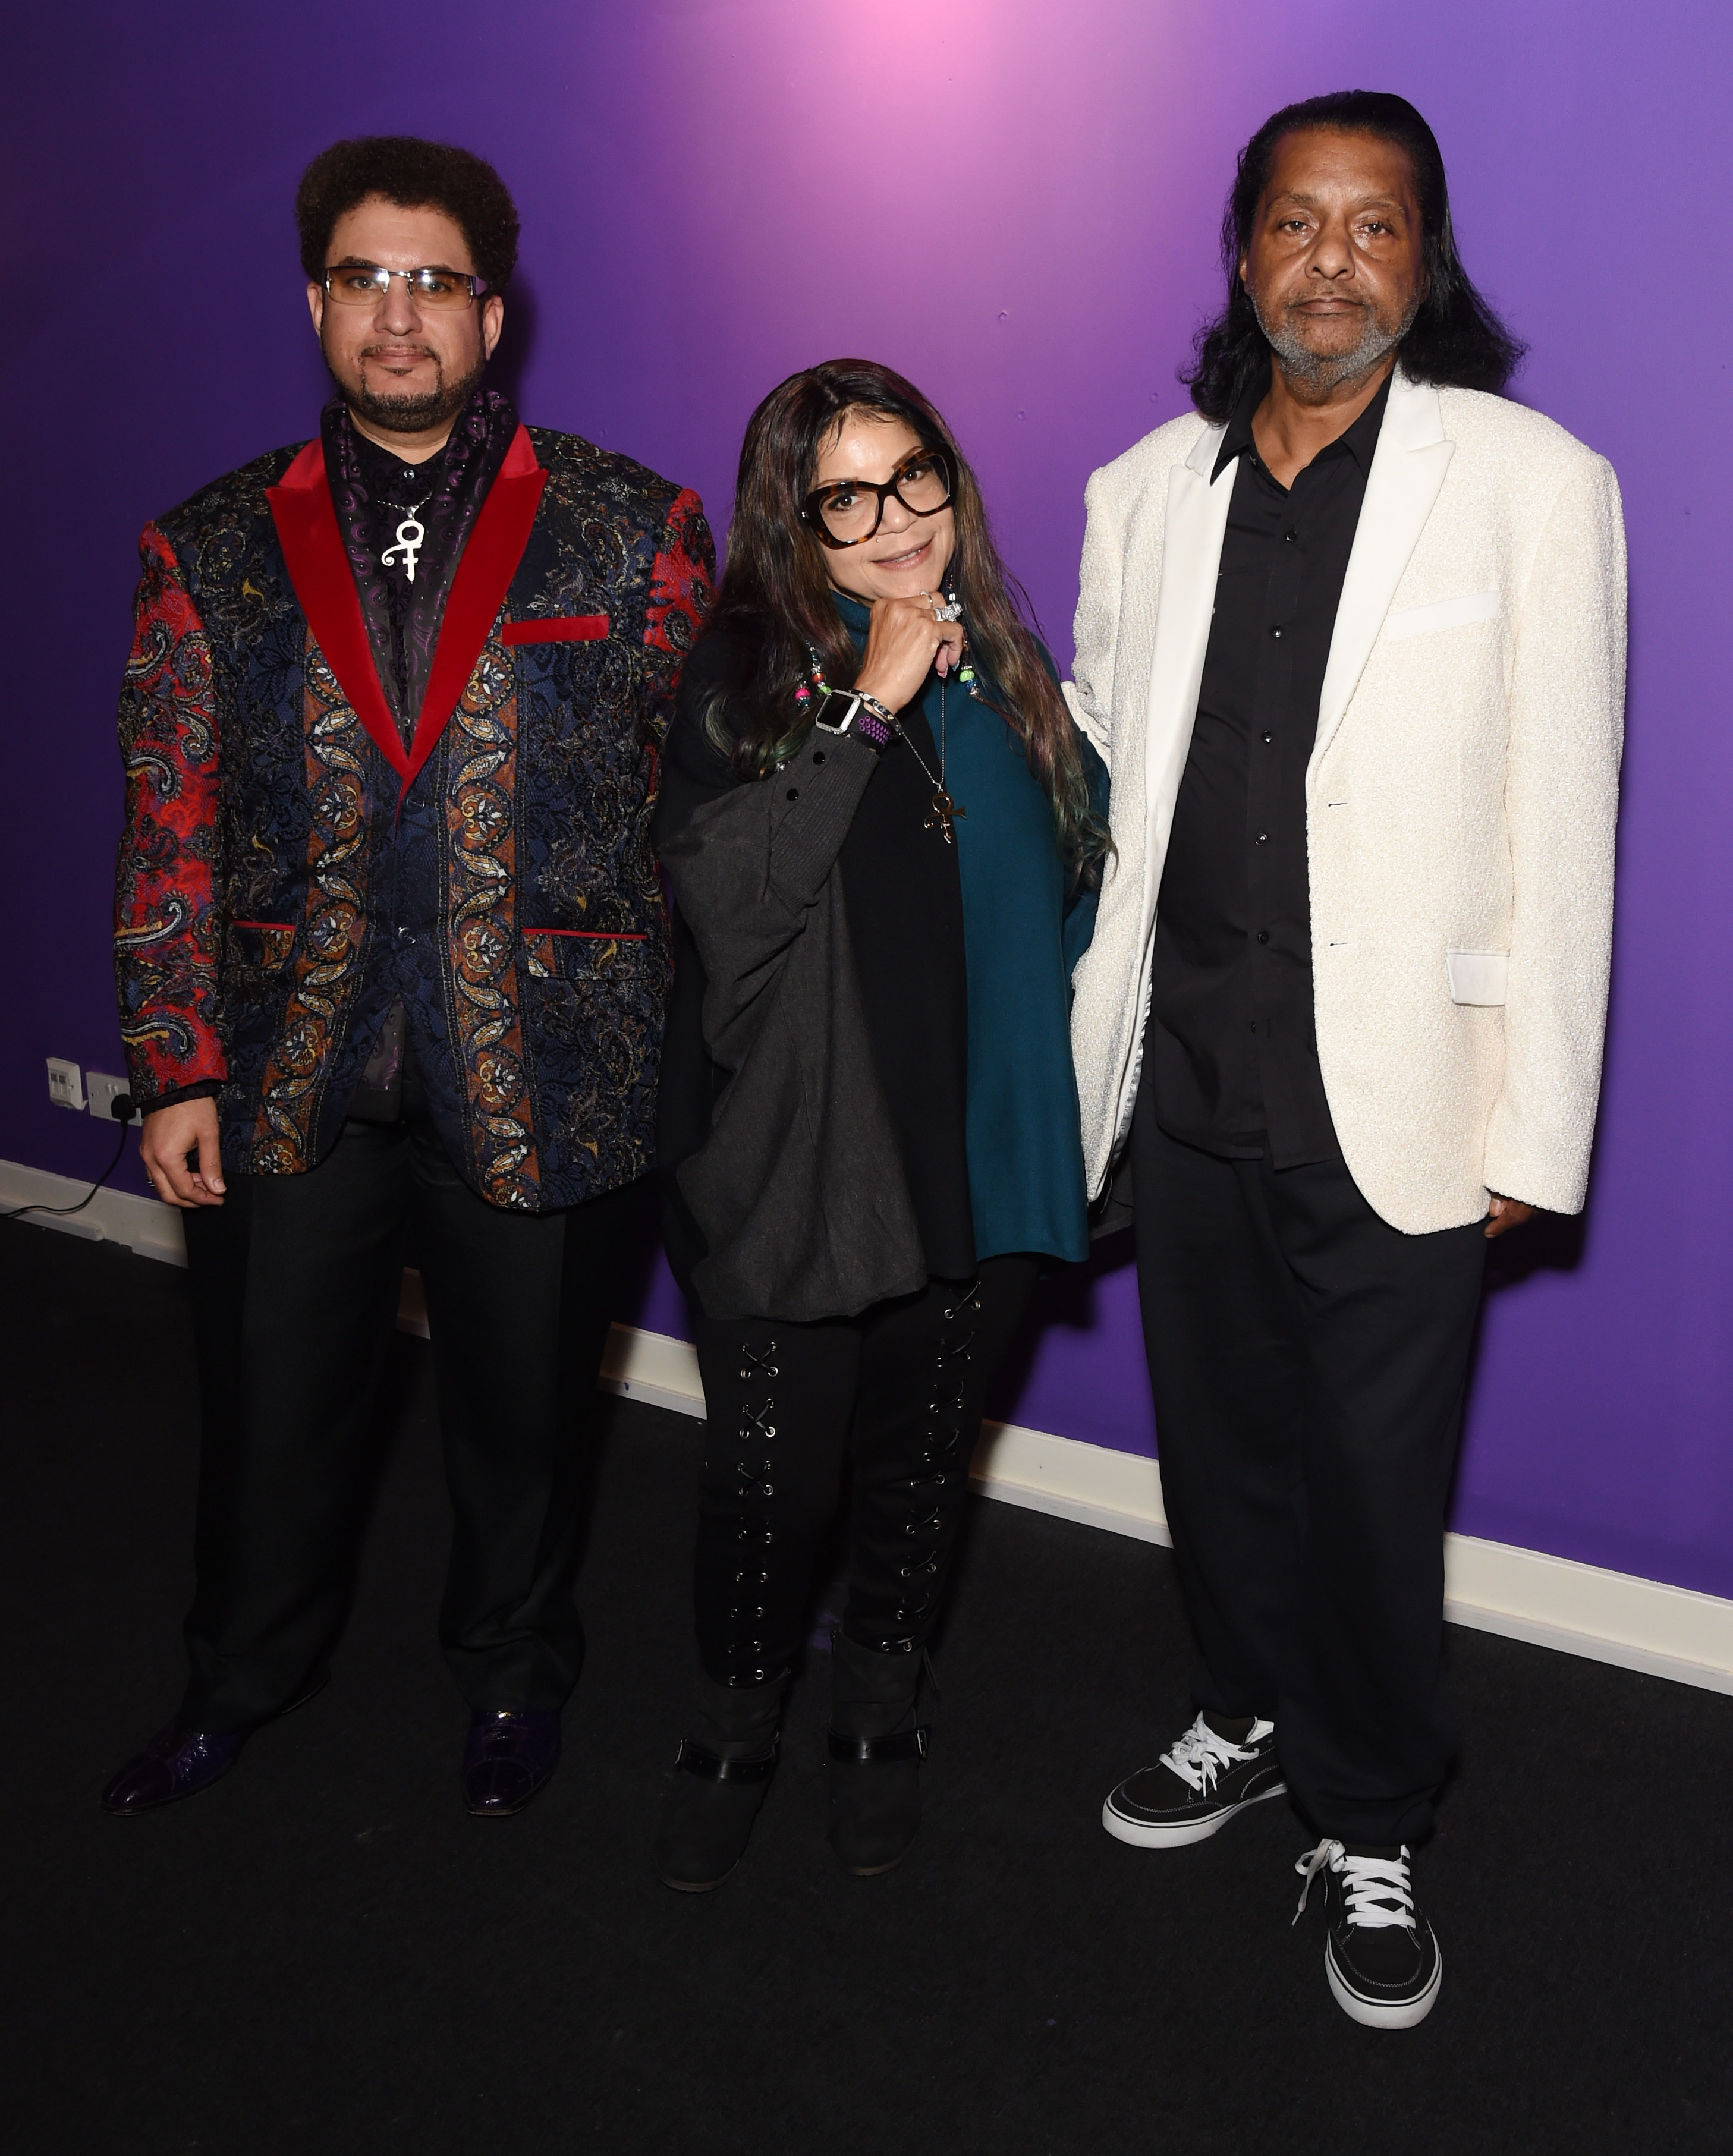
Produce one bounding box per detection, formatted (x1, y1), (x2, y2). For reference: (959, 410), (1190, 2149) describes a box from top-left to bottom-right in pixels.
(652, 359), (1107, 1891)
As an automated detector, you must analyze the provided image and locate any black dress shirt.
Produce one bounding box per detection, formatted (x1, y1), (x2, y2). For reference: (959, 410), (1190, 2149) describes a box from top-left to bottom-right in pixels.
(325, 395), (517, 1122)
(1146, 369), (1391, 1167)
(323, 389), (518, 740)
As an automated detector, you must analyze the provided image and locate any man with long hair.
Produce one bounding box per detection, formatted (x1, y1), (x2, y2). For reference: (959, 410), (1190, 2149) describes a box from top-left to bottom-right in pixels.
(102, 136), (712, 1819)
(1068, 94), (1624, 2024)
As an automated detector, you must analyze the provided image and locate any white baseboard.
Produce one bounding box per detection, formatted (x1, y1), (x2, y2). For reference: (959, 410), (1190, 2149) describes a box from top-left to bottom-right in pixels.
(0, 1156), (187, 1264)
(8, 1155), (1731, 1697)
(586, 1324), (1733, 1699)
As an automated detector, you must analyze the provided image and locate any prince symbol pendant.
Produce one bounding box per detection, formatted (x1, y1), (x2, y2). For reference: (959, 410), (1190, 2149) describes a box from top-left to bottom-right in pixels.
(924, 786), (965, 843)
(380, 501), (429, 583)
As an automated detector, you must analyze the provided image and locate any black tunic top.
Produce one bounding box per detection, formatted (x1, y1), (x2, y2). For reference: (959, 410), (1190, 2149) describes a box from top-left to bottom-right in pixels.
(1147, 370), (1389, 1167)
(655, 618), (974, 1288)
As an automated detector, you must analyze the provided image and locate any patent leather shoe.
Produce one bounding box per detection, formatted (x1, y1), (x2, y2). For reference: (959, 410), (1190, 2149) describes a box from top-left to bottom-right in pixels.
(463, 1708), (561, 1817)
(101, 1724), (247, 1814)
(100, 1665), (330, 1817)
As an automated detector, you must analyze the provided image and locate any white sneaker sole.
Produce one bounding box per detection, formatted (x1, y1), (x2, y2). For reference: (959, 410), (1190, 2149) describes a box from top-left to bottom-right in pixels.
(1100, 1778), (1287, 1849)
(1325, 1939), (1443, 2029)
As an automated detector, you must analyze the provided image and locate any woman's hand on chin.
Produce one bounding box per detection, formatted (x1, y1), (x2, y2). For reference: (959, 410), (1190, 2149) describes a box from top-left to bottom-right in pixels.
(850, 593), (967, 715)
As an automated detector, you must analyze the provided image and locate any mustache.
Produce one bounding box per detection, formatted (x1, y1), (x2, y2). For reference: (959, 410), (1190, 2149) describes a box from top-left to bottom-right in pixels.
(359, 344), (440, 366)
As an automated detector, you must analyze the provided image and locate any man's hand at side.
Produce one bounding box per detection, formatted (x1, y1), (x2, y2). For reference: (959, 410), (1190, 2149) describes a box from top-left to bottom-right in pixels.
(1484, 1194), (1535, 1240)
(141, 1097), (226, 1207)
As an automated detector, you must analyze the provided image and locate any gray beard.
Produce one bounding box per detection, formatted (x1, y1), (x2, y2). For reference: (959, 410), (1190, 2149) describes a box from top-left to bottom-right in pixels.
(341, 352), (486, 439)
(1251, 290), (1419, 394)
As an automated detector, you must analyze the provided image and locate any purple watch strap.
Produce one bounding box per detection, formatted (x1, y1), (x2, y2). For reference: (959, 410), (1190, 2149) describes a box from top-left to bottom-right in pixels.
(852, 699), (898, 751)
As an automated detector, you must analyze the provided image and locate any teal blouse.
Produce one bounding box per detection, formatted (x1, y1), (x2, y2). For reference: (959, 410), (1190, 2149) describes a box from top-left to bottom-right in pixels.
(835, 594), (1107, 1264)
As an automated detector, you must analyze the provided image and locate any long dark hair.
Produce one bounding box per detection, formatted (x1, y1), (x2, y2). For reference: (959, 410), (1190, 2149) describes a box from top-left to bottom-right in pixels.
(701, 358), (1105, 876)
(1185, 90), (1526, 423)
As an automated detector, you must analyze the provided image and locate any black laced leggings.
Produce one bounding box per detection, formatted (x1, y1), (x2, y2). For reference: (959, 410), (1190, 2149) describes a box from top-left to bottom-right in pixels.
(690, 1258), (1039, 1685)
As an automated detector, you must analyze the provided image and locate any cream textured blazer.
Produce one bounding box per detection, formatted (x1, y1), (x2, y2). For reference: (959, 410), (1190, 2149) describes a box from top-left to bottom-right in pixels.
(1065, 369), (1627, 1234)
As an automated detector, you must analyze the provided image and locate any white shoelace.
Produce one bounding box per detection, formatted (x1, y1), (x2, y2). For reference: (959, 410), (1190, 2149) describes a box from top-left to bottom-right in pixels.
(1292, 1840), (1417, 1930)
(1158, 1711), (1276, 1796)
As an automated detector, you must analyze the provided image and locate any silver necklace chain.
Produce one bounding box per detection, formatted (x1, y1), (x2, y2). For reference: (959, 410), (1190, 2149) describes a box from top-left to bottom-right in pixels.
(898, 674), (967, 842)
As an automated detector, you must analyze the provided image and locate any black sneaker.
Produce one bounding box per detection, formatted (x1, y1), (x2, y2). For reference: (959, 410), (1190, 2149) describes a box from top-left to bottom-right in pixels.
(1102, 1710), (1285, 1848)
(1293, 1839), (1442, 2028)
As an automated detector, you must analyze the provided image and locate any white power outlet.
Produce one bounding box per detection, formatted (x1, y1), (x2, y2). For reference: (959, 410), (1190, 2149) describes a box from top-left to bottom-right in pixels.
(47, 1057), (84, 1112)
(86, 1071), (139, 1124)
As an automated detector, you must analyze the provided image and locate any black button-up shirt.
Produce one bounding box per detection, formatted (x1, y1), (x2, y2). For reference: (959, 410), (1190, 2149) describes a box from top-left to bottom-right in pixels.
(1146, 369), (1391, 1167)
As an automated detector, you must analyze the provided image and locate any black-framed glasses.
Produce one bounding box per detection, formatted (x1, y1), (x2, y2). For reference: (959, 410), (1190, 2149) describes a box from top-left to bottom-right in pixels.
(799, 448), (954, 549)
(321, 262), (490, 310)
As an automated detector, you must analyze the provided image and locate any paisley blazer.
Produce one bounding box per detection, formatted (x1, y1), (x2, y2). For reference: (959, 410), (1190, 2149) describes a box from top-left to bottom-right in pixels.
(114, 423), (713, 1211)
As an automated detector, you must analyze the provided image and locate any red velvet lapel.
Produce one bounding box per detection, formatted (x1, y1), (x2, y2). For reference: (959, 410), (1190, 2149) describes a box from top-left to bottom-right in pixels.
(267, 440), (405, 779)
(405, 426), (546, 789)
(267, 426), (548, 796)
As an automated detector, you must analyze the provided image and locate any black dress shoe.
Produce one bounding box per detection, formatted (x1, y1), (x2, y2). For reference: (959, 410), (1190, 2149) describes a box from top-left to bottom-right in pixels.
(101, 1724), (247, 1814)
(463, 1709), (561, 1817)
(100, 1666), (331, 1817)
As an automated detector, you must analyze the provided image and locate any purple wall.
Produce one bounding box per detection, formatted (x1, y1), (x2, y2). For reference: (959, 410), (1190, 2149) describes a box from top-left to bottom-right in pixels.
(7, 2), (1731, 1592)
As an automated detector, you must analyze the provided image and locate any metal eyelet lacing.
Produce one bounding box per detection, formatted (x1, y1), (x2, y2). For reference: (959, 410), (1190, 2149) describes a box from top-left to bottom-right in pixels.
(724, 1336), (779, 1685)
(882, 1281), (982, 1650)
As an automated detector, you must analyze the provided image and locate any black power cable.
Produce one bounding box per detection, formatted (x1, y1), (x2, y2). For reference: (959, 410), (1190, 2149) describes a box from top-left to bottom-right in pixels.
(3, 1092), (139, 1223)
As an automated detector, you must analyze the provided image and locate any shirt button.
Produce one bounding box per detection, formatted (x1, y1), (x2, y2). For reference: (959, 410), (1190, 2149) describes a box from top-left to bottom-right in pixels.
(785, 788), (799, 801)
(1256, 930), (1270, 944)
(812, 751), (826, 764)
(1255, 832), (1269, 845)
(1284, 529), (1298, 543)
(1261, 731), (1274, 744)
(1270, 626), (1284, 640)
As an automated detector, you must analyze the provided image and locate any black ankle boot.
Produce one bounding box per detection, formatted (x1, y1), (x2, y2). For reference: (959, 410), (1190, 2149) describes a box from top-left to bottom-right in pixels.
(827, 1633), (929, 1877)
(656, 1672), (785, 1893)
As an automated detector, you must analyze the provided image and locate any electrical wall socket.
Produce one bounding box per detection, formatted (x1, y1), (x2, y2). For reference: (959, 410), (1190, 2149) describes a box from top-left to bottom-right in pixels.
(85, 1071), (139, 1124)
(47, 1057), (84, 1112)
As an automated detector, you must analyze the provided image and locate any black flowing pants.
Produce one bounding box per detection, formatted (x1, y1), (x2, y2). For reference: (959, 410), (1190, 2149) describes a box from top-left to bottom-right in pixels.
(690, 1258), (1037, 1685)
(179, 1074), (634, 1732)
(1132, 1085), (1487, 1846)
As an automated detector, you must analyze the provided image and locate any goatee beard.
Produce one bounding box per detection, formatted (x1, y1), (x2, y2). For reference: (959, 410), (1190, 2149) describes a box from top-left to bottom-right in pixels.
(341, 352), (487, 439)
(1251, 290), (1420, 395)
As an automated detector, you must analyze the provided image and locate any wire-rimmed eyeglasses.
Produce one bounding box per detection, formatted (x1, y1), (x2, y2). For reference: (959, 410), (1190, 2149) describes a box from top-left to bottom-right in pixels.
(320, 262), (491, 310)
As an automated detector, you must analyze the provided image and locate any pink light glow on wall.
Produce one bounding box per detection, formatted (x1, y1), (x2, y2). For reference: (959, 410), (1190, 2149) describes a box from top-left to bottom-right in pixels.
(7, 0), (1733, 1591)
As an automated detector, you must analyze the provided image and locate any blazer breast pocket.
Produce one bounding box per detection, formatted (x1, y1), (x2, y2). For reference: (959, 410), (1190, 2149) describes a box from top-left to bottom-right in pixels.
(1385, 590), (1500, 642)
(229, 920), (295, 970)
(524, 926), (653, 981)
(1446, 948), (1508, 1006)
(502, 615), (611, 646)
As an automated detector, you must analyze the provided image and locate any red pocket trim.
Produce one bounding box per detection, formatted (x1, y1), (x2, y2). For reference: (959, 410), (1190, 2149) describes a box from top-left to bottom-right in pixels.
(530, 928), (647, 940)
(502, 615), (611, 646)
(232, 919), (294, 931)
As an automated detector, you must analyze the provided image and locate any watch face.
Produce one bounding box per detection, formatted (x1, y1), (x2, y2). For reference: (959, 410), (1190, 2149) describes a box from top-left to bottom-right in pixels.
(814, 694), (858, 734)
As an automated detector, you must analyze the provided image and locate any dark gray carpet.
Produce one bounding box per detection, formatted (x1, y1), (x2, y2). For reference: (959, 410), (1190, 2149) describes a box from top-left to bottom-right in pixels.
(3, 1216), (1728, 2155)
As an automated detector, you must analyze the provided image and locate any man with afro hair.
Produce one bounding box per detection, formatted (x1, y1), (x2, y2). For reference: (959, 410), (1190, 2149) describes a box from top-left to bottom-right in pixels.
(104, 136), (713, 1822)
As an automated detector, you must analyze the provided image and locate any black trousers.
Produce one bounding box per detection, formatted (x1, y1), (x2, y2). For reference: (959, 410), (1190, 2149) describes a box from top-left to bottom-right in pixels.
(180, 1077), (634, 1732)
(1132, 1082), (1487, 1845)
(690, 1258), (1037, 1686)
